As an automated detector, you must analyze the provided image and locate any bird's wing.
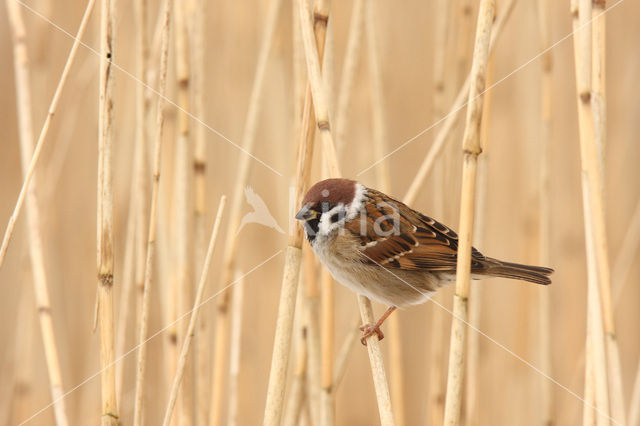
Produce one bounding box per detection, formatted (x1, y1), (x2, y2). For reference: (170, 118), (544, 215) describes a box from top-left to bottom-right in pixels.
(344, 189), (485, 272)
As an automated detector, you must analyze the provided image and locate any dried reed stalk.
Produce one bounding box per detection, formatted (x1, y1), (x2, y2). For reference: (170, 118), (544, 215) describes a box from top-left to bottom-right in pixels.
(5, 2), (69, 424)
(303, 246), (322, 424)
(442, 2), (495, 424)
(263, 1), (325, 422)
(0, 0), (96, 269)
(157, 179), (179, 409)
(464, 55), (493, 426)
(298, 1), (395, 423)
(320, 268), (335, 426)
(97, 0), (118, 422)
(162, 196), (226, 426)
(583, 197), (610, 426)
(358, 296), (395, 426)
(291, 10), (321, 421)
(537, 0), (554, 423)
(319, 2), (370, 422)
(209, 2), (283, 424)
(191, 0), (209, 422)
(226, 270), (245, 426)
(584, 336), (596, 426)
(572, 0), (625, 423)
(426, 1), (451, 422)
(366, 3), (404, 423)
(172, 1), (195, 422)
(115, 164), (137, 410)
(116, 0), (150, 410)
(402, 0), (516, 207)
(133, 0), (172, 423)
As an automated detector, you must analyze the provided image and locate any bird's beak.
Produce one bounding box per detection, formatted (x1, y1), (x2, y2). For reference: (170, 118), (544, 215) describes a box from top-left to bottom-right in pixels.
(295, 205), (317, 221)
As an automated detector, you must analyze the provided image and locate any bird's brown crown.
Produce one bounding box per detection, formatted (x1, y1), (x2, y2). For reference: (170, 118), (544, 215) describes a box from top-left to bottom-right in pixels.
(301, 178), (356, 207)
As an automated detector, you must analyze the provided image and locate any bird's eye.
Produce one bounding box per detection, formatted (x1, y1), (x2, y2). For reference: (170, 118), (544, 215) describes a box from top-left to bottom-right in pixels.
(321, 201), (331, 212)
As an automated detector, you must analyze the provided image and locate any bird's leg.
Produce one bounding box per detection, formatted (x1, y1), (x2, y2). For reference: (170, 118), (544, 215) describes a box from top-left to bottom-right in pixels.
(359, 306), (397, 346)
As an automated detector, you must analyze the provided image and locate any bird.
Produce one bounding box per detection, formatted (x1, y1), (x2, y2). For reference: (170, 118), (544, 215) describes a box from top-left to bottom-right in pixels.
(295, 178), (553, 345)
(238, 186), (284, 235)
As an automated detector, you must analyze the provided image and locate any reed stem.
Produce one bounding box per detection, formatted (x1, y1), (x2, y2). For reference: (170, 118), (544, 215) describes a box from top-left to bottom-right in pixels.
(172, 0), (195, 422)
(6, 2), (69, 424)
(442, 2), (495, 424)
(133, 0), (172, 423)
(97, 0), (118, 421)
(366, 3), (404, 422)
(572, 0), (624, 422)
(537, 0), (554, 423)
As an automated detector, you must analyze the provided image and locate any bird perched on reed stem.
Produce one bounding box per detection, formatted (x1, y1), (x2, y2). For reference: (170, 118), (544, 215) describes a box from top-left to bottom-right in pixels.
(296, 178), (553, 344)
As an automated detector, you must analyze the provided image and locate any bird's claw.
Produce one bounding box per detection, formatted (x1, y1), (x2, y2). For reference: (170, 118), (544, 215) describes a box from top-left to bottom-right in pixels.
(359, 323), (384, 346)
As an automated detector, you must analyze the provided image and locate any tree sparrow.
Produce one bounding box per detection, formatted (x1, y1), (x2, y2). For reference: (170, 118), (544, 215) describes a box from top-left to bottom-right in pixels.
(295, 178), (553, 344)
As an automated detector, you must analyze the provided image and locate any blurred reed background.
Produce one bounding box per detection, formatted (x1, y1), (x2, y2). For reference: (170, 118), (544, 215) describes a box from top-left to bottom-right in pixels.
(1, 0), (639, 425)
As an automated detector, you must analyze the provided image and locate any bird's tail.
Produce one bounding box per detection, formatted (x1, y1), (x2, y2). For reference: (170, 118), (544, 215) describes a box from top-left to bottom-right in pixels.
(481, 258), (554, 285)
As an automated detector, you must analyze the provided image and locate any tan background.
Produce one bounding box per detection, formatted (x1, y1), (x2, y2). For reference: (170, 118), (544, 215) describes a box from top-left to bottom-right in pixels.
(1, 0), (639, 425)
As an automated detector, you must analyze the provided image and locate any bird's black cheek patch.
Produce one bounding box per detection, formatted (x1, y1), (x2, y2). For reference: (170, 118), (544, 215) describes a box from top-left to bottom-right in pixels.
(304, 218), (320, 242)
(330, 211), (345, 224)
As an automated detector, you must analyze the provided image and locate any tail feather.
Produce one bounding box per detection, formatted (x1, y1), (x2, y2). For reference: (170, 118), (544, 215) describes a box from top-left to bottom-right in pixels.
(479, 258), (554, 285)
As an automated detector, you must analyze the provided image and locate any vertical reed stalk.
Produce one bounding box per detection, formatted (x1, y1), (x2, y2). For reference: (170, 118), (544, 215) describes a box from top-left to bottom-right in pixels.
(133, 0), (172, 423)
(590, 4), (625, 421)
(263, 2), (330, 423)
(0, 0), (97, 269)
(116, 0), (150, 409)
(583, 194), (610, 426)
(173, 1), (195, 423)
(264, 5), (329, 425)
(427, 0), (450, 422)
(319, 2), (368, 423)
(298, 1), (395, 423)
(97, 0), (118, 422)
(226, 270), (245, 426)
(572, 0), (625, 423)
(303, 246), (322, 424)
(162, 197), (226, 426)
(157, 180), (179, 408)
(442, 2), (495, 424)
(114, 168), (137, 410)
(537, 0), (554, 423)
(209, 2), (283, 424)
(464, 55), (493, 426)
(358, 296), (395, 426)
(320, 269), (335, 426)
(191, 0), (209, 422)
(366, 2), (404, 423)
(5, 2), (69, 424)
(584, 336), (596, 426)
